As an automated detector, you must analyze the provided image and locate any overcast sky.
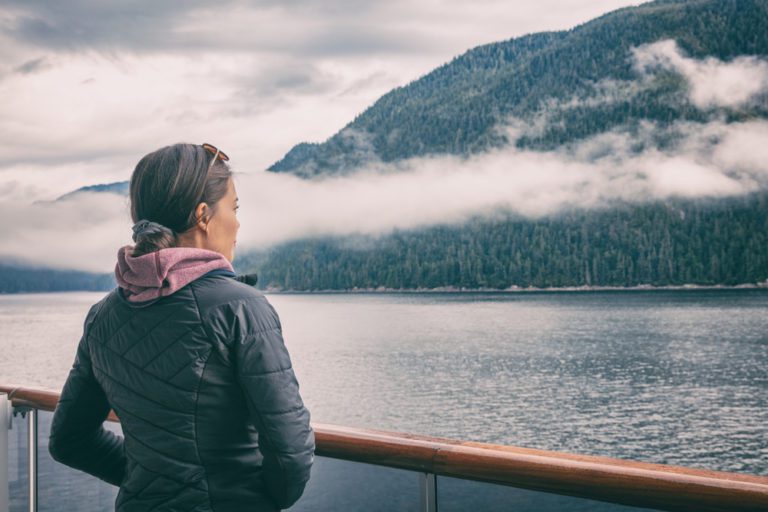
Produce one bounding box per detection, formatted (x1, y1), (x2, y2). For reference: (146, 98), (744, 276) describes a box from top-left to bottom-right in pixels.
(0, 0), (643, 200)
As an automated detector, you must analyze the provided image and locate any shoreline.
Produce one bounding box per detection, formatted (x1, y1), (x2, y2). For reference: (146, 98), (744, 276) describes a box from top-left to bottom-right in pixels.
(264, 282), (768, 294)
(3, 282), (768, 296)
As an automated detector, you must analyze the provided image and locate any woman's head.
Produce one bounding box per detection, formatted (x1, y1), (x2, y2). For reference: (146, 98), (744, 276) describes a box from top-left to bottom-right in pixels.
(129, 143), (240, 261)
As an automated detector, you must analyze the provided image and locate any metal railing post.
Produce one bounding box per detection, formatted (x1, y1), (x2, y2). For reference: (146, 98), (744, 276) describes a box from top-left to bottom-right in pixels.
(28, 408), (37, 512)
(419, 472), (437, 512)
(0, 393), (9, 512)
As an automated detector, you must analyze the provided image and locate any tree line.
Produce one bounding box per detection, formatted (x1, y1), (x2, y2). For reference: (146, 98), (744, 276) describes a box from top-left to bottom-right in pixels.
(240, 193), (768, 290)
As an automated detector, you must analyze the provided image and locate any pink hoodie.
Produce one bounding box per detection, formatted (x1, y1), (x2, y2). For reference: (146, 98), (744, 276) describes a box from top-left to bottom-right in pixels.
(115, 246), (234, 302)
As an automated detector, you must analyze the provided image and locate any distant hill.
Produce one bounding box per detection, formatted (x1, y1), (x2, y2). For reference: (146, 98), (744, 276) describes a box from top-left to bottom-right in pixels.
(0, 264), (113, 294)
(269, 0), (768, 177)
(55, 181), (129, 201)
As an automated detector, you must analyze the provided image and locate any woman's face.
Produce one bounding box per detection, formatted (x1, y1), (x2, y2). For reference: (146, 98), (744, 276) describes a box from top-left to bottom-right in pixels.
(204, 178), (240, 262)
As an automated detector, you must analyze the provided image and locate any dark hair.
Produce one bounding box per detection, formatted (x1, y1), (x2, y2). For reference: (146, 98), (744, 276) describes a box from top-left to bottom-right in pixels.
(129, 143), (232, 256)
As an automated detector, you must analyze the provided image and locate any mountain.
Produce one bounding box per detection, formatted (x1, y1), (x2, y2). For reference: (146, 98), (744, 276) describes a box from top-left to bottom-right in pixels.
(0, 264), (114, 293)
(55, 181), (129, 201)
(248, 0), (768, 290)
(269, 0), (768, 177)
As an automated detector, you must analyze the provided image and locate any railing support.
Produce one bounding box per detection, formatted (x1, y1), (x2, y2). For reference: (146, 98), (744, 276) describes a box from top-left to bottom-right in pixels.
(0, 393), (8, 512)
(419, 472), (437, 512)
(27, 408), (37, 512)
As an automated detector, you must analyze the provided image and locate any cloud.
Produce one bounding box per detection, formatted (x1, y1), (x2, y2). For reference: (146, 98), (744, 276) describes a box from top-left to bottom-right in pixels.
(632, 39), (768, 108)
(337, 71), (398, 97)
(234, 119), (767, 250)
(0, 52), (387, 194)
(2, 1), (216, 52)
(233, 62), (338, 101)
(4, 118), (767, 272)
(13, 56), (48, 74)
(0, 1), (459, 57)
(2, 1), (639, 57)
(529, 38), (768, 124)
(0, 180), (46, 203)
(0, 191), (130, 271)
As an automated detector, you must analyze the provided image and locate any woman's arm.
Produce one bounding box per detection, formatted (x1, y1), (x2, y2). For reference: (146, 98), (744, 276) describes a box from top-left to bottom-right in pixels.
(48, 309), (126, 486)
(235, 306), (315, 510)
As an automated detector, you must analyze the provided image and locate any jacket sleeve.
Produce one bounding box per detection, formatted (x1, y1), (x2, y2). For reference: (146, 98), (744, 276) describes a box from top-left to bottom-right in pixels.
(48, 306), (126, 486)
(234, 302), (315, 510)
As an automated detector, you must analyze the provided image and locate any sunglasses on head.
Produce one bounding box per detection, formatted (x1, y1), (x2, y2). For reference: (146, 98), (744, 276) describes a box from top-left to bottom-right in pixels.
(202, 143), (230, 172)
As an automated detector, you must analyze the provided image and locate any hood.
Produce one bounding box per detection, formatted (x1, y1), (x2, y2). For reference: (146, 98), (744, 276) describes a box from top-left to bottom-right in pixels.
(115, 246), (234, 302)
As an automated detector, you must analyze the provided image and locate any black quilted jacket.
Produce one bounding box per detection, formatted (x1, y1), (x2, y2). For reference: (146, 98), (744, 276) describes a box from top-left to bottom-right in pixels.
(49, 272), (315, 511)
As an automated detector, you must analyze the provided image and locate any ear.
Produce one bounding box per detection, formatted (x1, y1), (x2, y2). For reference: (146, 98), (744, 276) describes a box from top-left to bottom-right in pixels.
(195, 202), (210, 232)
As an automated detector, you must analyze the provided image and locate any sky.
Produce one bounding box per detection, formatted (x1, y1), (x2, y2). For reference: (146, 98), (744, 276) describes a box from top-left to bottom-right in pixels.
(0, 0), (644, 200)
(3, 0), (768, 272)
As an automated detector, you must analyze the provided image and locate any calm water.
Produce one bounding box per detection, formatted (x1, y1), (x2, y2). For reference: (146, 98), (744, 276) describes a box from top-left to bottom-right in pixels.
(1, 289), (766, 475)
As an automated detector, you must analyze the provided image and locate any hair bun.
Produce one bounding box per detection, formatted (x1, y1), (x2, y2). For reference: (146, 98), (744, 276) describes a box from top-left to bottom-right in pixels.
(132, 220), (174, 243)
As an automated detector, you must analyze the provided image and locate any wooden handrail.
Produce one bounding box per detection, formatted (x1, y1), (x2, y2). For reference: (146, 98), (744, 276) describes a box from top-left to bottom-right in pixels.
(2, 384), (767, 512)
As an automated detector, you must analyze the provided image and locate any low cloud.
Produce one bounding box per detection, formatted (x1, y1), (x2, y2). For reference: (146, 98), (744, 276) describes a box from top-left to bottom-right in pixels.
(0, 192), (129, 271)
(3, 118), (767, 273)
(531, 38), (768, 123)
(236, 119), (768, 249)
(632, 39), (768, 108)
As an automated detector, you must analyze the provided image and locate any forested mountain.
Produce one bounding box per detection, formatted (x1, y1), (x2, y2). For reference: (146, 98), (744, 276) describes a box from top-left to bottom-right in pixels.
(247, 0), (768, 290)
(239, 193), (768, 290)
(270, 0), (768, 177)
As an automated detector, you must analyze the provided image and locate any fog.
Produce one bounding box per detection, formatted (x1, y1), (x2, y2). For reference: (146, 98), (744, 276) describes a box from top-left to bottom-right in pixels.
(235, 118), (768, 250)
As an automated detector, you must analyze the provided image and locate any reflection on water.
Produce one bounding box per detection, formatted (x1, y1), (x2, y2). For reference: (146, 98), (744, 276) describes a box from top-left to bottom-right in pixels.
(1, 289), (766, 475)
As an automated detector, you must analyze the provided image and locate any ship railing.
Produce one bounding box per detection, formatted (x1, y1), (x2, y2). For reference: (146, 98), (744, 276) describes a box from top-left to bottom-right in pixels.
(1, 385), (767, 512)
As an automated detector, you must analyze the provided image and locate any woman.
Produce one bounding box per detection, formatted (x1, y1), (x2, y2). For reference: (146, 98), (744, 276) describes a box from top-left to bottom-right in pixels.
(49, 143), (315, 511)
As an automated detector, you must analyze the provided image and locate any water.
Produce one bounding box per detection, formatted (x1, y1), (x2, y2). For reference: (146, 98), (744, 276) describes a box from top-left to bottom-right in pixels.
(1, 289), (766, 475)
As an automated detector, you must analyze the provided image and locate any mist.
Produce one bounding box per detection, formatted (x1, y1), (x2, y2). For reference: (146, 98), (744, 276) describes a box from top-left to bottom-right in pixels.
(235, 118), (768, 250)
